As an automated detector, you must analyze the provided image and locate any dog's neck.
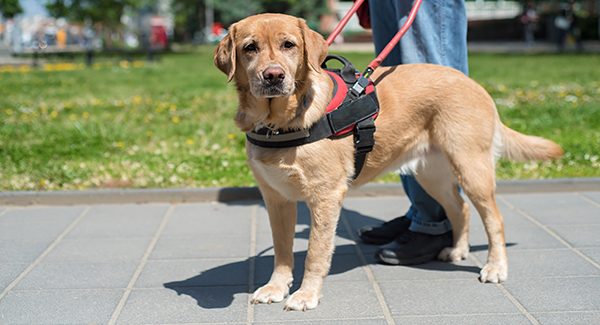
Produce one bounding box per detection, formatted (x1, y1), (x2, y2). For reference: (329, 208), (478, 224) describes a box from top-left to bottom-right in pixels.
(234, 70), (333, 132)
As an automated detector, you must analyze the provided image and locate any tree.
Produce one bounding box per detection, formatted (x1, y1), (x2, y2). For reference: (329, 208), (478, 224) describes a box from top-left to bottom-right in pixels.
(0, 0), (23, 18)
(45, 0), (153, 26)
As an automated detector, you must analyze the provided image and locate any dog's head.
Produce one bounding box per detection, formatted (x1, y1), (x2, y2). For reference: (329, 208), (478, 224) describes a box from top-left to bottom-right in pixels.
(214, 13), (327, 98)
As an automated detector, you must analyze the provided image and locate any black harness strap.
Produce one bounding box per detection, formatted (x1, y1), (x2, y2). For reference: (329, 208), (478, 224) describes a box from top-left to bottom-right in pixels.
(353, 117), (376, 178)
(246, 91), (378, 180)
(246, 91), (378, 148)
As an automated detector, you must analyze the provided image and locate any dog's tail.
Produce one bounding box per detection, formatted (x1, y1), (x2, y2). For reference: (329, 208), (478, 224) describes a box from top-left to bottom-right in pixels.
(499, 124), (563, 162)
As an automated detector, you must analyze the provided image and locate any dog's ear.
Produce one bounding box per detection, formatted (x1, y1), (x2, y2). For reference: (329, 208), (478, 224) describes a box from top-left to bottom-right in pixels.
(298, 19), (327, 72)
(214, 24), (237, 82)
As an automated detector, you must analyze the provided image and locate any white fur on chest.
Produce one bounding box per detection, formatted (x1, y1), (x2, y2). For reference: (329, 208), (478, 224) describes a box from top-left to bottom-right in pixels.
(249, 158), (305, 201)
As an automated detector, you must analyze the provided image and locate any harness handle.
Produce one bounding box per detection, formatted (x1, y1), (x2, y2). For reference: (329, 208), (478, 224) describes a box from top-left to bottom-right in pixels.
(321, 54), (358, 84)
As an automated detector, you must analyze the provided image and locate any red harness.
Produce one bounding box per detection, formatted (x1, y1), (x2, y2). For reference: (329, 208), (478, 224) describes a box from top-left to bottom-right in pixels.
(325, 70), (377, 137)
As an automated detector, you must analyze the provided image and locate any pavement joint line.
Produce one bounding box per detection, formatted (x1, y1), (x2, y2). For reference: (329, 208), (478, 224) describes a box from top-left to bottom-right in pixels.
(532, 310), (600, 315)
(246, 205), (258, 325)
(0, 206), (90, 301)
(0, 207), (9, 217)
(248, 316), (388, 323)
(340, 213), (396, 325)
(467, 252), (541, 325)
(580, 192), (600, 208)
(394, 312), (536, 317)
(499, 196), (600, 271)
(107, 205), (175, 325)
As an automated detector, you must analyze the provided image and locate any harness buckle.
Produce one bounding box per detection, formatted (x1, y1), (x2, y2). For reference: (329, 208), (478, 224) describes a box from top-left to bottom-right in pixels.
(349, 76), (371, 99)
(354, 117), (376, 153)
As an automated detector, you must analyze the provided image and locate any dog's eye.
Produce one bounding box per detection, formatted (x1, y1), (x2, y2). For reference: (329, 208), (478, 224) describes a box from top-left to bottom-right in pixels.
(283, 41), (295, 49)
(243, 43), (258, 52)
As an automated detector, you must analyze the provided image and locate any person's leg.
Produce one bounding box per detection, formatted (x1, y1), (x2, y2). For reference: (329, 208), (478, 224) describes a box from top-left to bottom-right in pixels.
(358, 0), (413, 245)
(363, 0), (468, 263)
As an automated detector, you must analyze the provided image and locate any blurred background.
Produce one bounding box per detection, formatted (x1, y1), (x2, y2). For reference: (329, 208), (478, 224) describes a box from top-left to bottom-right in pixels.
(0, 0), (599, 54)
(0, 1), (599, 191)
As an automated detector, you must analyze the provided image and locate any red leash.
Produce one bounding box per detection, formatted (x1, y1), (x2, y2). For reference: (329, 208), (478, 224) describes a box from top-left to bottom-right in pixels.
(326, 0), (423, 79)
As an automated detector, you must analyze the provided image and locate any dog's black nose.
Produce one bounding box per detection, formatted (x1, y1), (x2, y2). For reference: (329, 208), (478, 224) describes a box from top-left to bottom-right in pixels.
(263, 67), (285, 84)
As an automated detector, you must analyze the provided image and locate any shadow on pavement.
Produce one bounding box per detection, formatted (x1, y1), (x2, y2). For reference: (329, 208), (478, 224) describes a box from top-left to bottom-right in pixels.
(164, 205), (513, 309)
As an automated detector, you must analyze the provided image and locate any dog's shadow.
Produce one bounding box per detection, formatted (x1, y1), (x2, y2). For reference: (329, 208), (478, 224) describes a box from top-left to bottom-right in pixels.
(163, 205), (510, 309)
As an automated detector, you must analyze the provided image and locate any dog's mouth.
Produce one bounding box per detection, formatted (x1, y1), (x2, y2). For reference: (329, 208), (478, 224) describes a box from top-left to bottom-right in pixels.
(251, 79), (294, 98)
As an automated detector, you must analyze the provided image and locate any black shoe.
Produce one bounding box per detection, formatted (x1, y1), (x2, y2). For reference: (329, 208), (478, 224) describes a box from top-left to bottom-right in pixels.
(358, 216), (411, 245)
(375, 230), (453, 265)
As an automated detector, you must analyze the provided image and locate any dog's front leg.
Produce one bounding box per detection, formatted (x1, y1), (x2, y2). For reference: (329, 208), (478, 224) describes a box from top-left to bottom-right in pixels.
(284, 192), (345, 311)
(251, 187), (296, 305)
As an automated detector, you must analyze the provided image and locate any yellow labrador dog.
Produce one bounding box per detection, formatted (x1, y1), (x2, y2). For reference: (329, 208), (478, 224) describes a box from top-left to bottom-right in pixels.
(214, 13), (562, 311)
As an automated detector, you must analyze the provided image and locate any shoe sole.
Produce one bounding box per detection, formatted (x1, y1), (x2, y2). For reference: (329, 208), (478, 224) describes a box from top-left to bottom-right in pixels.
(376, 251), (438, 266)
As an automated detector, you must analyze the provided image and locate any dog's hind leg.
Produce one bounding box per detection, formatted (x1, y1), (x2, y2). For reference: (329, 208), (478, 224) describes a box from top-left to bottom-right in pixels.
(413, 151), (471, 262)
(284, 187), (347, 311)
(251, 185), (296, 305)
(452, 153), (508, 283)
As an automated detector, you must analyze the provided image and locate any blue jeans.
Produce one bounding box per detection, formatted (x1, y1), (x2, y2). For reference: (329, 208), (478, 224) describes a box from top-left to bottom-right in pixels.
(369, 0), (468, 235)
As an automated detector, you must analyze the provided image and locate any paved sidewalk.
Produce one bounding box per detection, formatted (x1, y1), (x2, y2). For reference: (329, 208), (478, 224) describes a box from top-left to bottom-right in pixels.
(1, 190), (599, 324)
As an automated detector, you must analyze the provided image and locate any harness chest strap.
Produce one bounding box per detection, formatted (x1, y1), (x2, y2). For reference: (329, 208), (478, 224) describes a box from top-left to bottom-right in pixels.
(246, 89), (379, 179)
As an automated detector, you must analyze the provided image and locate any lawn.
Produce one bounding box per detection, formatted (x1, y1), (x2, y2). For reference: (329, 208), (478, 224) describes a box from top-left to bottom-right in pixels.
(0, 48), (598, 191)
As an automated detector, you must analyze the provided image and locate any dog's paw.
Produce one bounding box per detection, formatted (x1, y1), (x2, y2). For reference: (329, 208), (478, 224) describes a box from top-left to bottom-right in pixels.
(438, 246), (469, 262)
(479, 263), (508, 283)
(251, 283), (288, 304)
(283, 289), (319, 311)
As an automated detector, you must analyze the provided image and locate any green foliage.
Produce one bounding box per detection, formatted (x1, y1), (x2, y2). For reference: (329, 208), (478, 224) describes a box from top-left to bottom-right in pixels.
(45, 0), (154, 25)
(0, 0), (22, 18)
(212, 0), (262, 25)
(0, 50), (598, 191)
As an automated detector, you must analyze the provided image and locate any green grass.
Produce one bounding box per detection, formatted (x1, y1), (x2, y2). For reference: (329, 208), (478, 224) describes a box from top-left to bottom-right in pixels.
(0, 48), (598, 190)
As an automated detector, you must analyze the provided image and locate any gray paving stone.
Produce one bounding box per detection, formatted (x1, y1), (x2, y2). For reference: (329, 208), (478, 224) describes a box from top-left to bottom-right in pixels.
(380, 279), (519, 316)
(503, 277), (600, 312)
(15, 262), (137, 289)
(393, 314), (531, 325)
(0, 207), (84, 241)
(502, 193), (600, 225)
(117, 286), (248, 324)
(365, 255), (481, 282)
(151, 233), (251, 259)
(162, 203), (253, 237)
(253, 281), (383, 322)
(534, 311), (600, 325)
(0, 239), (51, 263)
(255, 232), (359, 256)
(469, 223), (565, 250)
(254, 253), (368, 285)
(0, 263), (27, 290)
(583, 191), (600, 204)
(549, 224), (600, 247)
(579, 247), (600, 264)
(256, 203), (349, 236)
(0, 288), (122, 324)
(0, 206), (85, 224)
(44, 237), (151, 262)
(66, 204), (168, 239)
(0, 219), (76, 242)
(137, 258), (249, 288)
(254, 318), (388, 325)
(342, 197), (410, 232)
(473, 249), (600, 279)
(469, 199), (538, 229)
